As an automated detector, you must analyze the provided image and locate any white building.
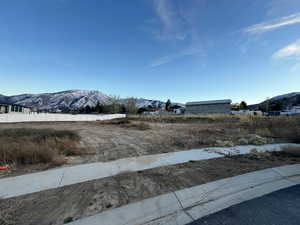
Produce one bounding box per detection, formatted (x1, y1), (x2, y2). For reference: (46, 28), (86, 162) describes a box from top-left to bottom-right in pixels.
(231, 110), (263, 116)
(0, 104), (32, 114)
(281, 106), (300, 115)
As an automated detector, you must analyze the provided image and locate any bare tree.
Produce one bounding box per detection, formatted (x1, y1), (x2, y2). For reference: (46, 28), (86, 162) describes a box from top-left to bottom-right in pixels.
(108, 95), (121, 113)
(126, 97), (138, 114)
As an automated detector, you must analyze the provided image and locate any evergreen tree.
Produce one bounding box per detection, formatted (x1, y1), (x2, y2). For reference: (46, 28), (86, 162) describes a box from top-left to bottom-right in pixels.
(165, 99), (171, 111)
(95, 102), (103, 113)
(269, 100), (283, 111)
(85, 105), (92, 114)
(296, 95), (300, 105)
(240, 101), (248, 110)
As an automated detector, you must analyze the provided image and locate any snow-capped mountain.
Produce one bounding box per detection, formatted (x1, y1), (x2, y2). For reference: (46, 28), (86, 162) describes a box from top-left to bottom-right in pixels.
(0, 90), (110, 112)
(121, 98), (184, 109)
(0, 90), (182, 112)
(136, 98), (165, 109)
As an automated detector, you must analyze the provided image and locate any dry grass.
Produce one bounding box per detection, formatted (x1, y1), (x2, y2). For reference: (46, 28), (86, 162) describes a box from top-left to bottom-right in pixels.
(240, 115), (300, 143)
(2, 114), (299, 169)
(0, 128), (82, 166)
(97, 118), (151, 130)
(127, 115), (245, 149)
(167, 126), (226, 148)
(97, 118), (131, 125)
(121, 121), (151, 130)
(128, 114), (240, 124)
(128, 114), (300, 149)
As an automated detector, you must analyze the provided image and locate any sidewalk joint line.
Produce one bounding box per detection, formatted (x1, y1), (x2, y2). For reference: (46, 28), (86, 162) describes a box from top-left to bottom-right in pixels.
(173, 191), (195, 222)
(271, 168), (298, 185)
(58, 168), (67, 187)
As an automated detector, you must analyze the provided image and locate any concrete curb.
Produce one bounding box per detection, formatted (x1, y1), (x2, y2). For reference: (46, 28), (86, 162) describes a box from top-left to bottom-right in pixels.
(0, 143), (299, 199)
(69, 164), (300, 225)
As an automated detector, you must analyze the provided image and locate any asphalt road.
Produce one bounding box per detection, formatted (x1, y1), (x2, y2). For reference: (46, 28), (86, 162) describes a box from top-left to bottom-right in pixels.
(188, 184), (300, 225)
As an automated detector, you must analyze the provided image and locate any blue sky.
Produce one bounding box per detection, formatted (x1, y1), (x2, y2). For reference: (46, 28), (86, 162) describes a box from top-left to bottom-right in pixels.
(0, 0), (300, 104)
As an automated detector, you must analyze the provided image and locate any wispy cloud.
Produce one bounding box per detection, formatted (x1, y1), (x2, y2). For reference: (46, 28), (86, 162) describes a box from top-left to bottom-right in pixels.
(151, 0), (187, 41)
(147, 0), (205, 67)
(244, 12), (300, 34)
(272, 38), (300, 71)
(273, 38), (300, 59)
(149, 47), (203, 68)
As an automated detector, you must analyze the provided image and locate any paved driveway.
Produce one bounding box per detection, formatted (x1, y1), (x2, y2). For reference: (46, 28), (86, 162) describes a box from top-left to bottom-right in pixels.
(188, 184), (300, 225)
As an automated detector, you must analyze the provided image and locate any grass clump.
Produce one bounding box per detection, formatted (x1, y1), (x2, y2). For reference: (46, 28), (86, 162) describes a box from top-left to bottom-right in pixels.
(241, 115), (300, 143)
(98, 118), (151, 130)
(97, 118), (131, 125)
(0, 128), (81, 166)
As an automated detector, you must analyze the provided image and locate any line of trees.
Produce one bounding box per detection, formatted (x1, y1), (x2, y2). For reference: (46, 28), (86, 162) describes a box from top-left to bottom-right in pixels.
(62, 96), (138, 114)
(258, 99), (283, 112)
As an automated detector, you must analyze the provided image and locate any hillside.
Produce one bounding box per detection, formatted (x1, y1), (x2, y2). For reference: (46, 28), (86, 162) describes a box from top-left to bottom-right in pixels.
(249, 92), (300, 111)
(0, 90), (175, 112)
(0, 90), (110, 111)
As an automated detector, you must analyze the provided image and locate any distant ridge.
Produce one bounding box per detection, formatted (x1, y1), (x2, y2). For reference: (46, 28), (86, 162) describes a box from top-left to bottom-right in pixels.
(249, 92), (300, 110)
(3, 90), (298, 112)
(0, 90), (173, 112)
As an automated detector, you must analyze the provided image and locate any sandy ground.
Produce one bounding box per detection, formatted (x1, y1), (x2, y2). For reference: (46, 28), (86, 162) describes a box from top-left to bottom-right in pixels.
(1, 152), (300, 225)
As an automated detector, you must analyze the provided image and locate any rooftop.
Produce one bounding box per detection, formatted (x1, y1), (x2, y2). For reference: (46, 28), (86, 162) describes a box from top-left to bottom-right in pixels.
(0, 103), (31, 108)
(186, 99), (232, 106)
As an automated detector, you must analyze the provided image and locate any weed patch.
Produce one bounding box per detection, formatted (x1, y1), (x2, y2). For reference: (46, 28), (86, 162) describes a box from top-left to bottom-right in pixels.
(0, 128), (81, 166)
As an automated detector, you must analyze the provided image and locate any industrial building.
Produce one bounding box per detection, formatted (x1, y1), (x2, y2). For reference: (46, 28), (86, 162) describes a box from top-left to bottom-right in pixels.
(185, 99), (232, 114)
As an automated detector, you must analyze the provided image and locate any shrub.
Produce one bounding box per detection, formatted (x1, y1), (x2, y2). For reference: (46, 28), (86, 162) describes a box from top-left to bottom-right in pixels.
(97, 118), (150, 130)
(0, 128), (81, 166)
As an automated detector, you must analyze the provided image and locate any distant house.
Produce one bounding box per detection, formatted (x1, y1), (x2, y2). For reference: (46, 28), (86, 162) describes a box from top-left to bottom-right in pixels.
(185, 99), (232, 114)
(231, 110), (263, 116)
(0, 103), (32, 114)
(280, 106), (300, 116)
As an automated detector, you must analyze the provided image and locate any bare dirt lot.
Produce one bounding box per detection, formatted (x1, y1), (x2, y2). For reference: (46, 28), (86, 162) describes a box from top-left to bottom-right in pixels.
(0, 115), (299, 176)
(1, 115), (300, 225)
(1, 151), (300, 225)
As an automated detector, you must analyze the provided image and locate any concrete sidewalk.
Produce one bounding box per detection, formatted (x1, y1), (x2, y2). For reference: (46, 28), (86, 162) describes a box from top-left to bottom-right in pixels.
(0, 143), (298, 199)
(69, 164), (300, 225)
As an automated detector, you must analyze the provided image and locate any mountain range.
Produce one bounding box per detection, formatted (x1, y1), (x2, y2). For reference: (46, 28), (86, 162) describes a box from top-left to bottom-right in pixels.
(0, 90), (299, 112)
(0, 90), (171, 112)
